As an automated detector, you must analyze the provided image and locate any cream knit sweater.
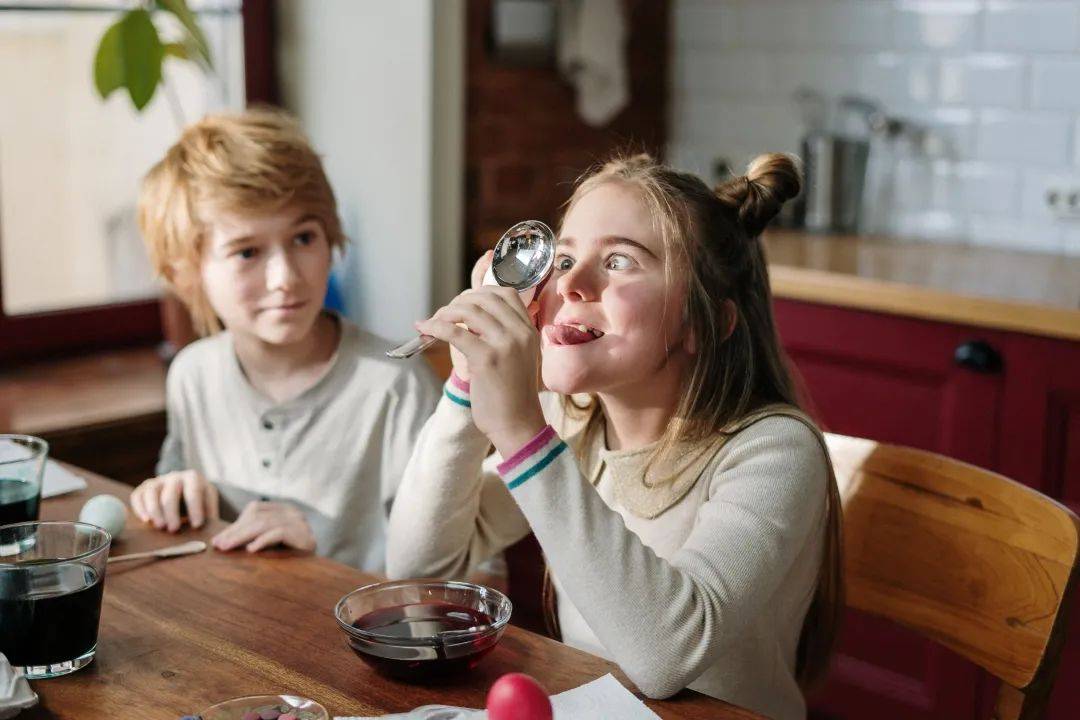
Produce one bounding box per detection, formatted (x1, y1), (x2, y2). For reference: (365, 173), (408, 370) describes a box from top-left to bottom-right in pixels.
(387, 381), (829, 720)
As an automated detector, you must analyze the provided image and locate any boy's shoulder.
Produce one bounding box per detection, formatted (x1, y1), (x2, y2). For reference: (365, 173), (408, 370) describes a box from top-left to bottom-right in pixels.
(336, 320), (441, 394)
(165, 331), (232, 387)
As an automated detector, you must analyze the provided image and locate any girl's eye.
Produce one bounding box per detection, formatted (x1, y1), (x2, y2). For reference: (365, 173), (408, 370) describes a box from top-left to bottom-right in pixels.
(605, 253), (633, 270)
(554, 255), (574, 271)
(294, 231), (314, 246)
(237, 247), (258, 260)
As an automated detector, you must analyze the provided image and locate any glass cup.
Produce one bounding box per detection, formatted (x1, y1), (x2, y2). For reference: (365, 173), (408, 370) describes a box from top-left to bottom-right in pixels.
(0, 521), (111, 678)
(0, 435), (48, 526)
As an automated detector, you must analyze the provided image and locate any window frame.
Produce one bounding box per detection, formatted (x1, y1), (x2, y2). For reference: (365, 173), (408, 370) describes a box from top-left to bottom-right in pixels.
(0, 0), (278, 366)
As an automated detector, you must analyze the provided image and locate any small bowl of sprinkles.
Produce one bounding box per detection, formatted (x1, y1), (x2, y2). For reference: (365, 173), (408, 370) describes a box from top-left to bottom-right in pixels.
(190, 694), (329, 720)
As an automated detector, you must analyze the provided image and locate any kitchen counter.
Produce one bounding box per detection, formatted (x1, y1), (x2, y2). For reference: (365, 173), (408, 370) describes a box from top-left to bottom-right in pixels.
(763, 230), (1080, 341)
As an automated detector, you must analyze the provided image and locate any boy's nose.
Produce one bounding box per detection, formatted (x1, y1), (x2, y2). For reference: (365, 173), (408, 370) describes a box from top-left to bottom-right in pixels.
(265, 250), (299, 291)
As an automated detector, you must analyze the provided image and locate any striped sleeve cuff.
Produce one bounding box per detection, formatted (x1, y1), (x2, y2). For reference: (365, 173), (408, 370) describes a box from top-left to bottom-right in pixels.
(496, 425), (568, 491)
(443, 371), (471, 408)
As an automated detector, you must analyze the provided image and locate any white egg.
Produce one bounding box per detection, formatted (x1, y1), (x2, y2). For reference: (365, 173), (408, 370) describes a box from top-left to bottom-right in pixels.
(78, 494), (127, 540)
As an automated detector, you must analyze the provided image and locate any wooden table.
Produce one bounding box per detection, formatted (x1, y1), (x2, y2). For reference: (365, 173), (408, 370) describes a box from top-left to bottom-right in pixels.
(23, 469), (760, 719)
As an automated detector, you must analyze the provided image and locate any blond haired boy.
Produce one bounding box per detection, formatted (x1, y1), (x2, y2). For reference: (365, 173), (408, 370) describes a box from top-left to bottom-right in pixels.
(130, 108), (440, 571)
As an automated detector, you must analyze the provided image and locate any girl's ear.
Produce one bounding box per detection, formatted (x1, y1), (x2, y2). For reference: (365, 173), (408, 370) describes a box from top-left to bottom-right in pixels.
(721, 299), (738, 342)
(683, 324), (698, 355)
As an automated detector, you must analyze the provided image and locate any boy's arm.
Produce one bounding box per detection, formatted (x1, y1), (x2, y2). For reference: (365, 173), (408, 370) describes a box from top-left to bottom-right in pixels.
(155, 365), (188, 476)
(385, 375), (530, 580)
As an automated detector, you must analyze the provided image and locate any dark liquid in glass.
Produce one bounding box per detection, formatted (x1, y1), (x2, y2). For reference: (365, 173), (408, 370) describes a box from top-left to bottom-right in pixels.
(0, 562), (105, 666)
(0, 477), (40, 526)
(349, 602), (497, 680)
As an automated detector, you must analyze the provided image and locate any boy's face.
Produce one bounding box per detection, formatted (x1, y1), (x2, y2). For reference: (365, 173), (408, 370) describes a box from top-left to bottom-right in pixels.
(198, 205), (332, 347)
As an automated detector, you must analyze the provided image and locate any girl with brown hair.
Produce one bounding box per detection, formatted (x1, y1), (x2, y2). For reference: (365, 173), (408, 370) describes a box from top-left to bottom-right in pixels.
(387, 153), (842, 719)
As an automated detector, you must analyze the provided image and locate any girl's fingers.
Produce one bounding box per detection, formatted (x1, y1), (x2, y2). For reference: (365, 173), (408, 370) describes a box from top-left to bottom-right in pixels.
(415, 317), (488, 358)
(246, 526), (285, 553)
(467, 287), (532, 328)
(471, 250), (494, 289)
(432, 301), (504, 340)
(181, 473), (205, 528)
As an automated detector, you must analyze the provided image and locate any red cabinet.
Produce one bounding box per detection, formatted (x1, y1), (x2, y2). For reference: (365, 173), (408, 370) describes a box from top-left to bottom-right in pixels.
(772, 297), (1080, 720)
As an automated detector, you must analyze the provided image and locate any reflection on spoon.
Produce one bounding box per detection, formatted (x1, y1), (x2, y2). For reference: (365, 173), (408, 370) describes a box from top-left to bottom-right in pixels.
(385, 220), (555, 359)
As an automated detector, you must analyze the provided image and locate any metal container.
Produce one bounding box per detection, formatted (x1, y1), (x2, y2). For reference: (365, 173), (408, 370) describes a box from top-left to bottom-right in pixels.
(801, 132), (870, 233)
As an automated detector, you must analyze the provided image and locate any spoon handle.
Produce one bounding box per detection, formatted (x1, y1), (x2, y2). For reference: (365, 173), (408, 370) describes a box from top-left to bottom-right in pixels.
(386, 334), (438, 359)
(108, 540), (207, 564)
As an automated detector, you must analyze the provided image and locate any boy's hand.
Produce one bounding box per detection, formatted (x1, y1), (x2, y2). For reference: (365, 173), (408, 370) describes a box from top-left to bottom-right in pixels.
(130, 470), (219, 532)
(211, 500), (316, 553)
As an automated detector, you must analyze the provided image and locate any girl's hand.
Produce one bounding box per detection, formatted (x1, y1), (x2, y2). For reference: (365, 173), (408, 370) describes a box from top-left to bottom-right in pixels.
(211, 500), (316, 553)
(416, 286), (546, 456)
(449, 250), (496, 382)
(130, 470), (219, 532)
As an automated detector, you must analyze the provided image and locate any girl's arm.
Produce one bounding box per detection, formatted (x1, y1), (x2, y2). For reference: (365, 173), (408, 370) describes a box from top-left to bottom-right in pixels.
(498, 417), (828, 699)
(385, 374), (531, 580)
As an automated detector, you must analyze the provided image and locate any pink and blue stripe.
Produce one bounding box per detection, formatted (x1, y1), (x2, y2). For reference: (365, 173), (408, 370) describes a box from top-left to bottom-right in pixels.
(497, 425), (567, 490)
(444, 372), (471, 408)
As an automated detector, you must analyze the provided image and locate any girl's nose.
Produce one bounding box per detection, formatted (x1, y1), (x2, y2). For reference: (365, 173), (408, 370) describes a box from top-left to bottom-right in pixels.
(557, 262), (600, 303)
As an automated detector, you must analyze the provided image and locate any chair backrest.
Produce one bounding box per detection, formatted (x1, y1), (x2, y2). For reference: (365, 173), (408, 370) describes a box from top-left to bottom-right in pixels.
(826, 433), (1080, 720)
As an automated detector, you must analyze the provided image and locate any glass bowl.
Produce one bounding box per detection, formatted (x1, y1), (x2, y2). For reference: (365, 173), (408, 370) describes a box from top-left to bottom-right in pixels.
(198, 694), (328, 720)
(334, 579), (512, 681)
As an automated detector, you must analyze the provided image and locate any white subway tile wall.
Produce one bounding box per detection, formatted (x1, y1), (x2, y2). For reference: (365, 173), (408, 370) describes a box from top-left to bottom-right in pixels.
(670, 0), (1080, 254)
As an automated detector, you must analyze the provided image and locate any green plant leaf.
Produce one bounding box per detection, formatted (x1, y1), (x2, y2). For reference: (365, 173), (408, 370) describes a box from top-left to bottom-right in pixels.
(163, 42), (188, 60)
(93, 19), (125, 99)
(120, 9), (164, 110)
(157, 0), (213, 69)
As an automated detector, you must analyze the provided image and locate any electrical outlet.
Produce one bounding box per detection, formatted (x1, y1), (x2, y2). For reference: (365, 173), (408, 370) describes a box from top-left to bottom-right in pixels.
(1045, 185), (1080, 219)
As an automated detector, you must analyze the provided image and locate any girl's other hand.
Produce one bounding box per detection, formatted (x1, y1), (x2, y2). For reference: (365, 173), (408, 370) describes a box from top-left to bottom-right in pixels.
(448, 250), (495, 382)
(130, 470), (220, 532)
(211, 500), (316, 553)
(416, 286), (546, 456)
(471, 249), (494, 289)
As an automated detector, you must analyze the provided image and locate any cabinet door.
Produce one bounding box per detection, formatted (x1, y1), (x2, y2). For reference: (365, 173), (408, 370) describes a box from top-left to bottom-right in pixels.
(995, 334), (1080, 720)
(773, 298), (1005, 720)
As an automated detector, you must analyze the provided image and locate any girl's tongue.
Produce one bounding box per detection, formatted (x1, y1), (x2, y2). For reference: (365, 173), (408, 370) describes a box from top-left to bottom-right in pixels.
(550, 324), (599, 346)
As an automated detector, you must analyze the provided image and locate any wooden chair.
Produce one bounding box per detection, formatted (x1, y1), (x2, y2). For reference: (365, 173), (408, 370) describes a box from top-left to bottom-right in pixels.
(827, 433), (1080, 720)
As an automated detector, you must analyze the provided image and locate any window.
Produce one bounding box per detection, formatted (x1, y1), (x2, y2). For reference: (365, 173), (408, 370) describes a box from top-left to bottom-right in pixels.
(0, 0), (275, 364)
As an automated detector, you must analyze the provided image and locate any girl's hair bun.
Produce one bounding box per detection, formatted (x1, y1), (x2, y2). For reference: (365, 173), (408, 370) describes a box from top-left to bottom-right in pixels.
(716, 153), (802, 238)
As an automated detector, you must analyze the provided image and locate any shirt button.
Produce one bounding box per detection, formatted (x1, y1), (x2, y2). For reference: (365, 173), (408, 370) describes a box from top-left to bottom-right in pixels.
(262, 419), (273, 430)
(261, 458), (271, 468)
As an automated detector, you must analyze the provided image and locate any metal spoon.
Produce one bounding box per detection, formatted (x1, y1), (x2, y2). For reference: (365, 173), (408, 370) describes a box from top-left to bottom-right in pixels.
(386, 220), (556, 359)
(107, 540), (206, 564)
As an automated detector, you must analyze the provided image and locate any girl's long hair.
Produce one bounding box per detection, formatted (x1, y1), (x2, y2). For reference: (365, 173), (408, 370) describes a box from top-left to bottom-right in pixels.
(544, 152), (843, 690)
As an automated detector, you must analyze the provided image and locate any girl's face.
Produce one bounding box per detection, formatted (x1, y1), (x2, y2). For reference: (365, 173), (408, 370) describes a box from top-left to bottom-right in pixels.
(199, 205), (331, 347)
(537, 181), (692, 396)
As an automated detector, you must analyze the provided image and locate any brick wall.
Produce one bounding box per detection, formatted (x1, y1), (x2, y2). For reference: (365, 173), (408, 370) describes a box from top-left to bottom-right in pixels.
(465, 0), (670, 268)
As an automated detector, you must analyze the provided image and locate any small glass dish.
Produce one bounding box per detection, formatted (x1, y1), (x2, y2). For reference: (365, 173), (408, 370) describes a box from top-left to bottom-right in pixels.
(198, 694), (328, 720)
(334, 579), (512, 681)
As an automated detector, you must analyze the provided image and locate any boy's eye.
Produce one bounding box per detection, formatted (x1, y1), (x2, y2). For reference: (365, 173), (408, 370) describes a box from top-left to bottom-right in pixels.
(237, 247), (258, 260)
(605, 253), (633, 270)
(554, 255), (574, 271)
(294, 231), (314, 246)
